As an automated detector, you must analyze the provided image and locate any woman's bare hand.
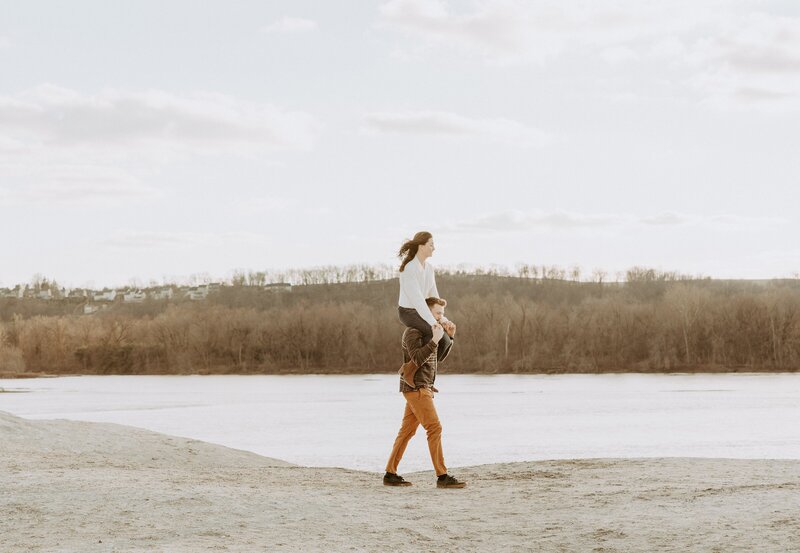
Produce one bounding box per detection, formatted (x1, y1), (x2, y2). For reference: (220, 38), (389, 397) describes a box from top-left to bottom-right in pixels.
(432, 324), (445, 342)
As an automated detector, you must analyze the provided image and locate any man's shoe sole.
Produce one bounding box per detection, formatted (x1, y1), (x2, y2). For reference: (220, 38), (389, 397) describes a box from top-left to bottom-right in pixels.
(437, 482), (467, 488)
(383, 481), (412, 487)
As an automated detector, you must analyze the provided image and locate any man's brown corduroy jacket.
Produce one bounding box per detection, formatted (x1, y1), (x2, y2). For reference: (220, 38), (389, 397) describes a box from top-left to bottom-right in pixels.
(398, 327), (454, 393)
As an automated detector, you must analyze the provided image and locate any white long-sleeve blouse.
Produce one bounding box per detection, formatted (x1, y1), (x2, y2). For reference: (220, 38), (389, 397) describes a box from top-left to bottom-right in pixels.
(398, 256), (440, 327)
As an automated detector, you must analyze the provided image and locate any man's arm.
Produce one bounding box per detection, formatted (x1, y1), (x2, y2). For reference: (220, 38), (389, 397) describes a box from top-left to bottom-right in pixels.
(403, 328), (438, 367)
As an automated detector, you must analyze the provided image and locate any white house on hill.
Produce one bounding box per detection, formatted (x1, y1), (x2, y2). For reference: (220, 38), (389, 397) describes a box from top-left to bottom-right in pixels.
(151, 287), (174, 300)
(123, 290), (146, 303)
(93, 290), (117, 302)
(185, 286), (209, 301)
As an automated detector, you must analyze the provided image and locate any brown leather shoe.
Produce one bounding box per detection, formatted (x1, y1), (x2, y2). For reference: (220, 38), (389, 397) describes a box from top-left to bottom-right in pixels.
(383, 472), (412, 486)
(436, 474), (466, 488)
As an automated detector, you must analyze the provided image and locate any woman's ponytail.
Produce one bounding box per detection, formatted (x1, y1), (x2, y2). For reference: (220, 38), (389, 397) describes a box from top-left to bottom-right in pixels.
(398, 231), (433, 272)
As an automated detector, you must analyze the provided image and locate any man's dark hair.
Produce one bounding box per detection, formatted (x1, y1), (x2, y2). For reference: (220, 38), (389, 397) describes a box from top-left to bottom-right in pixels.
(425, 297), (447, 308)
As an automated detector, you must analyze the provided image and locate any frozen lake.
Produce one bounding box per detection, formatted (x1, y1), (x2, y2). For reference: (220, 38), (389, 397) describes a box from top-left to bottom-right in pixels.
(1, 373), (799, 472)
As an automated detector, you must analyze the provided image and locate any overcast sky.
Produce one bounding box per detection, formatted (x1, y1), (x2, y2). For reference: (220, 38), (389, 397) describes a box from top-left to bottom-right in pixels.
(2, 0), (799, 288)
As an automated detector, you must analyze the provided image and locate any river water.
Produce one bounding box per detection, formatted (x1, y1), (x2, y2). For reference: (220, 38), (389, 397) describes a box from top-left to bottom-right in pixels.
(1, 373), (798, 472)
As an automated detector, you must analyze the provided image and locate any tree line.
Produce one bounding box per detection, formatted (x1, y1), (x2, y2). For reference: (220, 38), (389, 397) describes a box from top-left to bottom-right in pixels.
(1, 267), (800, 376)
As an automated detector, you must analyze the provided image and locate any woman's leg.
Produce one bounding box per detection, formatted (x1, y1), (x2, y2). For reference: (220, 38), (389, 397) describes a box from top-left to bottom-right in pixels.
(398, 306), (433, 343)
(437, 331), (452, 361)
(399, 306), (450, 360)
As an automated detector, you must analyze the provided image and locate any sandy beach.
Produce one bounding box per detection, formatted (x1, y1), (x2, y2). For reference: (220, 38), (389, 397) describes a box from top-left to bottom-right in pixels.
(2, 410), (799, 552)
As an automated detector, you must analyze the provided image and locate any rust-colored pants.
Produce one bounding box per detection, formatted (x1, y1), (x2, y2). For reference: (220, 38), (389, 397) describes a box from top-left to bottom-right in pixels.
(385, 387), (447, 477)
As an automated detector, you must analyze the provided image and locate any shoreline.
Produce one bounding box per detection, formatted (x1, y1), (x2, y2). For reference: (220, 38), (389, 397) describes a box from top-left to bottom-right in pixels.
(2, 411), (799, 552)
(4, 367), (800, 380)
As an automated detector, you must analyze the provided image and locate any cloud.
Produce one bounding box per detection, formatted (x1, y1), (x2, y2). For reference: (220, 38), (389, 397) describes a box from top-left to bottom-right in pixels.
(600, 45), (640, 64)
(379, 0), (528, 60)
(377, 0), (722, 64)
(233, 196), (296, 213)
(0, 165), (161, 207)
(0, 85), (321, 207)
(701, 214), (787, 227)
(440, 210), (626, 232)
(378, 1), (800, 110)
(638, 212), (691, 226)
(101, 230), (273, 250)
(682, 12), (800, 110)
(0, 85), (321, 156)
(437, 209), (787, 233)
(230, 195), (334, 217)
(748, 247), (800, 269)
(362, 110), (550, 147)
(262, 16), (319, 33)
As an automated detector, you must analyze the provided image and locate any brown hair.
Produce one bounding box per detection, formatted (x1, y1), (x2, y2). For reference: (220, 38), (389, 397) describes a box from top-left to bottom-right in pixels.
(398, 231), (432, 272)
(425, 297), (447, 308)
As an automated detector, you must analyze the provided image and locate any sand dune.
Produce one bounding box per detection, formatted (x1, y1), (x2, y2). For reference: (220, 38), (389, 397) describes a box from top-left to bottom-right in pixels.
(2, 410), (799, 552)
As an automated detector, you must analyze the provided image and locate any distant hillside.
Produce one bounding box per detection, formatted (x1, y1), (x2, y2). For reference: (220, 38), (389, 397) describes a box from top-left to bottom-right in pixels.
(2, 270), (800, 376)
